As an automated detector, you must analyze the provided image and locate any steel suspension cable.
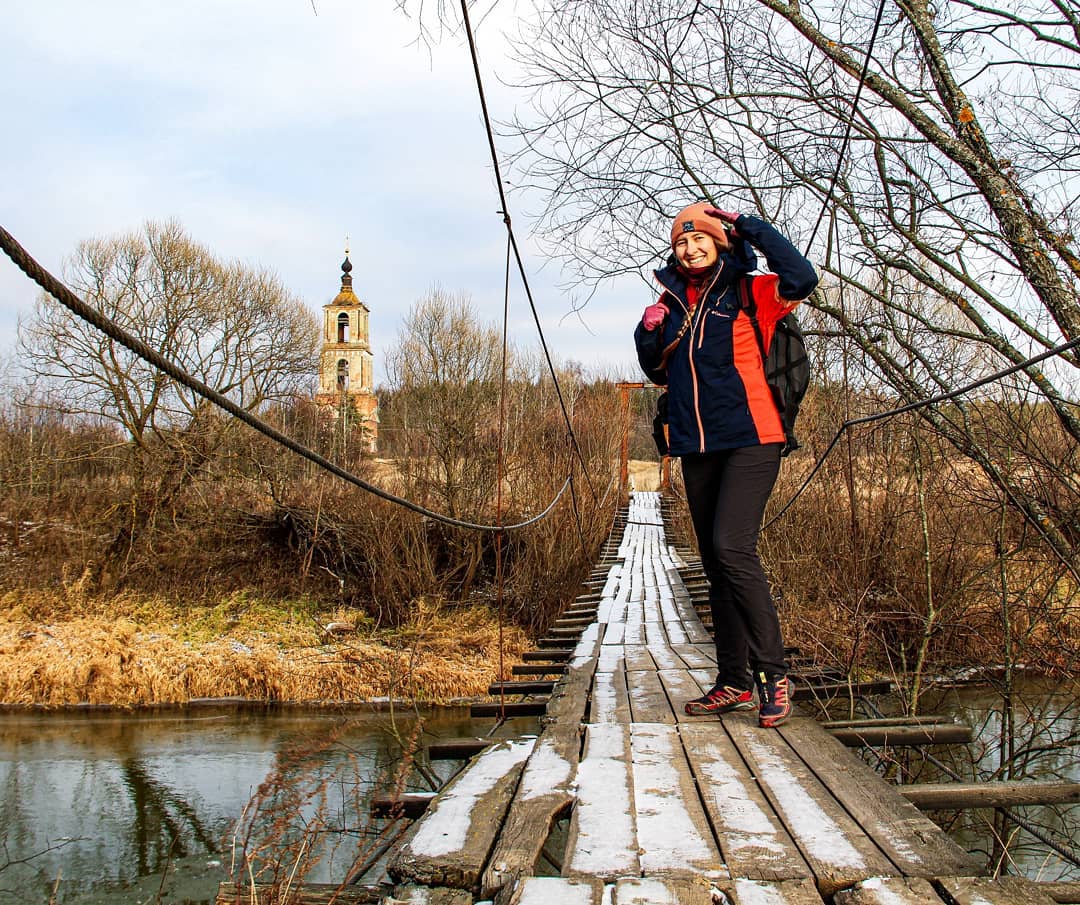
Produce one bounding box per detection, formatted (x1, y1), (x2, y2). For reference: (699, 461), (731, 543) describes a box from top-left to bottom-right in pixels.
(495, 232), (512, 718)
(457, 0), (600, 507)
(763, 335), (1080, 531)
(0, 224), (568, 534)
(804, 0), (889, 255)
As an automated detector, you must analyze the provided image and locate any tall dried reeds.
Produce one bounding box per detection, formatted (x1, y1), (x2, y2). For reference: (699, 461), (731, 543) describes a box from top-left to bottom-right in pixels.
(0, 600), (527, 707)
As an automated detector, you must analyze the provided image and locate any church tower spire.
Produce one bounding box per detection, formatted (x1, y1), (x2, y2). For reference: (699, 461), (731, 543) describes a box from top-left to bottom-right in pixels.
(315, 247), (379, 452)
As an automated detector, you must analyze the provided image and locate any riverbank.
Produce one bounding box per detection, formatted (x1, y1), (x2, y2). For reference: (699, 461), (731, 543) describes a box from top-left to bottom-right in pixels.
(0, 591), (527, 707)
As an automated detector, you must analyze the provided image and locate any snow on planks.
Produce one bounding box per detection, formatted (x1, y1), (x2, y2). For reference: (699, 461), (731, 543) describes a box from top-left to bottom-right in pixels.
(389, 738), (535, 889)
(386, 492), (1018, 904)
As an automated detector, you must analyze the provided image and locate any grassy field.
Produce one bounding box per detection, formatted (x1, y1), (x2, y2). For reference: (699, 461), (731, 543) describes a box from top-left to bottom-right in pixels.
(0, 592), (527, 707)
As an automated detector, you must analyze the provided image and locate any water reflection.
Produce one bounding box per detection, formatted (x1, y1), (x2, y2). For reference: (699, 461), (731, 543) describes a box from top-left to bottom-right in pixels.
(0, 706), (515, 905)
(875, 678), (1080, 881)
(3, 684), (1077, 902)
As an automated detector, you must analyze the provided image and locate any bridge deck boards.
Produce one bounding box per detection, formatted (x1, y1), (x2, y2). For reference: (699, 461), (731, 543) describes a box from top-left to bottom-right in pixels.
(383, 492), (1044, 905)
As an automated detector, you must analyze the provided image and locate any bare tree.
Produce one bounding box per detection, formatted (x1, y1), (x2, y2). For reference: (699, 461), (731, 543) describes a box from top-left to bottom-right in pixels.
(508, 0), (1079, 568)
(384, 287), (505, 519)
(17, 220), (319, 563)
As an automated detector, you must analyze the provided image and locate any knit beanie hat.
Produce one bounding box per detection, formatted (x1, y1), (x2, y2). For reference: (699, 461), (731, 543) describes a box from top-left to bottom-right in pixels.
(670, 202), (731, 251)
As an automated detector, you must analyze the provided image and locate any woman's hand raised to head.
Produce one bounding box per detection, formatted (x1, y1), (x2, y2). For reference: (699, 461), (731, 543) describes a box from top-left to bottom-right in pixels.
(704, 208), (741, 236)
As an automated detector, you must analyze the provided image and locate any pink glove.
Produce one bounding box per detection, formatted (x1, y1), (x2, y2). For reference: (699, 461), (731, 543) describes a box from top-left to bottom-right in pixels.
(642, 300), (669, 331)
(704, 208), (741, 235)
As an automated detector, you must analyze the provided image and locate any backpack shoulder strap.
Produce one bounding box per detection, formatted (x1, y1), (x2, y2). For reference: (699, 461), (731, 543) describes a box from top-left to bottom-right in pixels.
(737, 277), (768, 363)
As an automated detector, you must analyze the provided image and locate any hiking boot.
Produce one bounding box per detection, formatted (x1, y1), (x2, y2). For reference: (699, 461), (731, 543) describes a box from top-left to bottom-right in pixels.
(684, 684), (754, 716)
(755, 673), (794, 728)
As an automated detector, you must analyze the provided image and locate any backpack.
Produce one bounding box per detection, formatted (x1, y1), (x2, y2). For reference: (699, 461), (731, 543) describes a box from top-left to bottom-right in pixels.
(737, 278), (810, 456)
(651, 391), (669, 456)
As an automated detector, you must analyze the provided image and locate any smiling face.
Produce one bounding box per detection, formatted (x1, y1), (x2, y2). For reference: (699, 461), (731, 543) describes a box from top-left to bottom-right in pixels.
(673, 231), (720, 270)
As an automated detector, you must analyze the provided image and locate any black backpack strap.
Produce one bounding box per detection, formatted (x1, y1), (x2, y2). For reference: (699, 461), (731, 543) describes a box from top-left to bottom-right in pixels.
(737, 277), (768, 365)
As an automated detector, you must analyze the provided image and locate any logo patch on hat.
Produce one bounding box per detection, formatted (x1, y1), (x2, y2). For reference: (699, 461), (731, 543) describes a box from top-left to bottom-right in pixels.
(681, 220), (696, 233)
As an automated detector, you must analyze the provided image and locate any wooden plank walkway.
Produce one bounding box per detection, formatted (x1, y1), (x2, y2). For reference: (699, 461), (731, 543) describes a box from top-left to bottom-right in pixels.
(353, 492), (1062, 903)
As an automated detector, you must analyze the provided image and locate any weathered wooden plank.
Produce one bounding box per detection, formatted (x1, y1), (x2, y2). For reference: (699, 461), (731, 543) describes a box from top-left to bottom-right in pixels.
(488, 680), (557, 695)
(834, 877), (944, 904)
(216, 882), (384, 904)
(938, 877), (1061, 905)
(777, 719), (980, 878)
(480, 730), (579, 898)
(671, 644), (716, 670)
(682, 621), (714, 645)
(371, 791), (437, 817)
(623, 644), (657, 672)
(389, 738), (535, 889)
(387, 886), (474, 904)
(471, 702), (547, 718)
(827, 725), (972, 747)
(900, 780), (1080, 810)
(822, 716), (954, 729)
(512, 664), (567, 676)
(603, 621), (626, 645)
(597, 644), (625, 674)
(664, 620), (690, 645)
(1035, 881), (1080, 903)
(628, 667), (675, 723)
(590, 665), (631, 724)
(522, 649), (572, 662)
(647, 637), (684, 671)
(724, 719), (895, 895)
(553, 616), (595, 629)
(629, 722), (727, 880)
(656, 668), (711, 723)
(564, 724), (640, 880)
(481, 611), (598, 893)
(503, 876), (604, 905)
(426, 738), (491, 760)
(613, 876), (713, 904)
(728, 878), (825, 904)
(623, 615), (646, 645)
(645, 619), (671, 648)
(680, 723), (812, 882)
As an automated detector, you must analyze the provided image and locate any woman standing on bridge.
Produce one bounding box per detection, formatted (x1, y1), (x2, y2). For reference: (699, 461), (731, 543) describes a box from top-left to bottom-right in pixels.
(634, 204), (817, 728)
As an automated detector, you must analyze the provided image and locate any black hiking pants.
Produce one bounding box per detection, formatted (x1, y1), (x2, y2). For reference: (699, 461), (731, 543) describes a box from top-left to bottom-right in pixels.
(681, 443), (787, 689)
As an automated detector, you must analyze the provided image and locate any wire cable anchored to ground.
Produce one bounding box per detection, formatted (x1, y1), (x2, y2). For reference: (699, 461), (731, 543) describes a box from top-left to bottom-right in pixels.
(0, 223), (570, 534)
(764, 334), (1080, 531)
(457, 0), (600, 508)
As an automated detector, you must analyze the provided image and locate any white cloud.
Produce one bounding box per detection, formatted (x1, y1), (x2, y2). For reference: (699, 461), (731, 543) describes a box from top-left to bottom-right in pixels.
(0, 0), (641, 384)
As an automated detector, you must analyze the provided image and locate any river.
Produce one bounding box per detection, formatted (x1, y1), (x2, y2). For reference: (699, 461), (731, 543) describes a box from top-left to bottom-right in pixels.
(1, 681), (1076, 904)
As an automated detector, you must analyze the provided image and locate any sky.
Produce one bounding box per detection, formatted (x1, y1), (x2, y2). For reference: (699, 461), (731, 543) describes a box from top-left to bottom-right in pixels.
(0, 1), (643, 389)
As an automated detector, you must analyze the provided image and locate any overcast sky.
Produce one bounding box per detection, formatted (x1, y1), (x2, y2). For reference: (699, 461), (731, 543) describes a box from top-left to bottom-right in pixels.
(0, 1), (642, 388)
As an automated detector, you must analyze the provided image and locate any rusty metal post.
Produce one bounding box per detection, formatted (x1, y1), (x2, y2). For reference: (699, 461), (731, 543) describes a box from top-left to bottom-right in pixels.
(619, 383), (631, 493)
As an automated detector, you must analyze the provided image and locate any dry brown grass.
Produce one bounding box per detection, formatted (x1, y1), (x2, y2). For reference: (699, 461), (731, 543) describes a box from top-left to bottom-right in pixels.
(0, 593), (527, 707)
(629, 458), (662, 492)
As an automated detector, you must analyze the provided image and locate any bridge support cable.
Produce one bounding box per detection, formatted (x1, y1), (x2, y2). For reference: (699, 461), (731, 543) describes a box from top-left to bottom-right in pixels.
(764, 335), (1080, 532)
(0, 224), (570, 534)
(457, 0), (600, 508)
(804, 0), (889, 255)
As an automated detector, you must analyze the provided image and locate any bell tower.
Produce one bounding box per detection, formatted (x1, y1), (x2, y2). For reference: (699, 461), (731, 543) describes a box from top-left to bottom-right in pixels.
(315, 251), (378, 451)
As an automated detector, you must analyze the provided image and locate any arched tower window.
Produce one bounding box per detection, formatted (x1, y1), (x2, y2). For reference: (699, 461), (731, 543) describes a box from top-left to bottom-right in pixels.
(337, 359), (349, 391)
(337, 312), (350, 343)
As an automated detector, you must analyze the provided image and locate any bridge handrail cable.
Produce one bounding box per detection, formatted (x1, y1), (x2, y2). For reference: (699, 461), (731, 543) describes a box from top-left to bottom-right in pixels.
(0, 224), (570, 534)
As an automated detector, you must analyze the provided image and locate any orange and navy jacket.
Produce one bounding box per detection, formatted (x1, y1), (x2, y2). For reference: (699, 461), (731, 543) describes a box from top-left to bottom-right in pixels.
(634, 215), (818, 456)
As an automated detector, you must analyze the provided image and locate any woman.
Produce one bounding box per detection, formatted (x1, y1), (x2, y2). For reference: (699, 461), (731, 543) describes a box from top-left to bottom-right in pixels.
(634, 203), (817, 728)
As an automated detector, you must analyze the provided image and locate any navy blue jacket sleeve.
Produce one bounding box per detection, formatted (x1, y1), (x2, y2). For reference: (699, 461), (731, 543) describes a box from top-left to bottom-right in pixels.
(635, 319), (668, 386)
(734, 216), (818, 301)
